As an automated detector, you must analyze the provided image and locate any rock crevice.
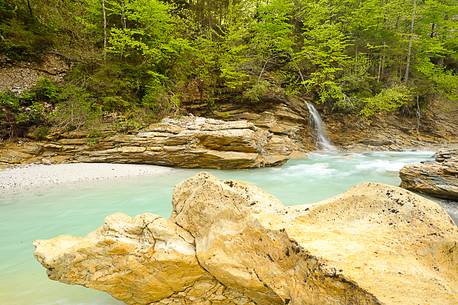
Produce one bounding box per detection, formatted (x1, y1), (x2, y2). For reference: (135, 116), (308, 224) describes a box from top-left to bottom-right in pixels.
(34, 173), (458, 305)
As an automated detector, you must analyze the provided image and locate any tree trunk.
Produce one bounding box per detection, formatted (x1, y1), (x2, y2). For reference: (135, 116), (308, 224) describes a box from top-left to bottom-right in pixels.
(26, 0), (33, 18)
(121, 0), (127, 29)
(404, 0), (416, 83)
(377, 42), (386, 82)
(416, 95), (421, 134)
(258, 59), (269, 83)
(101, 0), (107, 59)
(430, 23), (436, 38)
(354, 46), (359, 75)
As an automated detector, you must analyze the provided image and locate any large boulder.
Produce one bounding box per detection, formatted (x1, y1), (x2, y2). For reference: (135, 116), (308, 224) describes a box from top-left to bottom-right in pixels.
(400, 149), (458, 200)
(34, 173), (458, 305)
(0, 116), (290, 169)
(34, 213), (254, 305)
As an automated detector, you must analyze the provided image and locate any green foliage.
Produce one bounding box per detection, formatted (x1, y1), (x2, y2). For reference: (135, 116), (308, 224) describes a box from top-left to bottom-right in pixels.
(86, 128), (103, 145)
(360, 84), (413, 116)
(0, 0), (457, 141)
(0, 90), (47, 138)
(219, 5), (251, 90)
(32, 78), (60, 101)
(30, 126), (50, 140)
(194, 0), (296, 97)
(113, 109), (152, 133)
(107, 0), (174, 62)
(0, 18), (54, 60)
(85, 62), (140, 103)
(114, 116), (143, 133)
(101, 96), (131, 112)
(0, 79), (104, 139)
(186, 35), (220, 97)
(49, 85), (101, 131)
(294, 0), (350, 103)
(252, 0), (294, 61)
(415, 56), (458, 100)
(242, 80), (271, 103)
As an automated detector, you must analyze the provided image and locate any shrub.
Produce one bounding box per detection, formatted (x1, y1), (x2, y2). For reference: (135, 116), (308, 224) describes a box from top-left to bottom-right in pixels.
(30, 126), (50, 140)
(33, 78), (60, 101)
(114, 116), (143, 133)
(86, 128), (103, 146)
(0, 91), (20, 139)
(49, 85), (101, 130)
(242, 80), (271, 103)
(141, 73), (181, 115)
(85, 62), (147, 106)
(0, 91), (47, 139)
(360, 85), (413, 117)
(0, 18), (54, 61)
(101, 96), (131, 112)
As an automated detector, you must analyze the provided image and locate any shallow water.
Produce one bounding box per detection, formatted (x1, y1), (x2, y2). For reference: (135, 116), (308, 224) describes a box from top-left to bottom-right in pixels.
(1, 151), (455, 305)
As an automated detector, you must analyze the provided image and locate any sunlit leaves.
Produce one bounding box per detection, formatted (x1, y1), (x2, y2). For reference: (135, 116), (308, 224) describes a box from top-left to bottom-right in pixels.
(360, 84), (413, 116)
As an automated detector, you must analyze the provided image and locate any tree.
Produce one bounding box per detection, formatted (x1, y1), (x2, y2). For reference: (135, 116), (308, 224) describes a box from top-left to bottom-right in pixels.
(404, 0), (417, 82)
(102, 0), (107, 55)
(293, 0), (350, 104)
(1, 0), (457, 134)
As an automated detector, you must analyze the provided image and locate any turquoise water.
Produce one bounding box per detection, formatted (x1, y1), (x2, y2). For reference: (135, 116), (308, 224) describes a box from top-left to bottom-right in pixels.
(0, 151), (449, 305)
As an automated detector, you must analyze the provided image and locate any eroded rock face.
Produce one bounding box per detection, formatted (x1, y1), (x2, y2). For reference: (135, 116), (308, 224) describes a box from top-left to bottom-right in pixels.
(34, 173), (458, 305)
(0, 117), (289, 169)
(400, 149), (458, 200)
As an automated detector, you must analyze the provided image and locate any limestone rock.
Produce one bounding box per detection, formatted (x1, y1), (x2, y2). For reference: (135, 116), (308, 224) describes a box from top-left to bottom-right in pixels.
(34, 213), (254, 305)
(34, 173), (458, 305)
(400, 149), (458, 200)
(0, 116), (289, 169)
(201, 97), (315, 153)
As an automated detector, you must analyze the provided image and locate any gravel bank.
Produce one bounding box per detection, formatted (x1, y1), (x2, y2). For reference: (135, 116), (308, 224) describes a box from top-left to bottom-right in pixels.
(0, 163), (175, 194)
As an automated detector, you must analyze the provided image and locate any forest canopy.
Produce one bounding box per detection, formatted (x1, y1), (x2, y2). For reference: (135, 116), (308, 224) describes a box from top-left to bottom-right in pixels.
(0, 0), (457, 137)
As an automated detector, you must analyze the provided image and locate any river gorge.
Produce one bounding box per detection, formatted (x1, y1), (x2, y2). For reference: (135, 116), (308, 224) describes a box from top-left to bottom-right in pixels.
(2, 1), (458, 303)
(1, 150), (457, 305)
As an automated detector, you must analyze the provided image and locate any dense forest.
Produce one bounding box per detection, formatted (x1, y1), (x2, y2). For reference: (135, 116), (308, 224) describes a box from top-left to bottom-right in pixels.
(0, 0), (457, 139)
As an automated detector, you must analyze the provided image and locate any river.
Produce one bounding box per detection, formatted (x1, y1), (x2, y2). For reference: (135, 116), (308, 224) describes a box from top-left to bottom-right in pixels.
(1, 150), (456, 305)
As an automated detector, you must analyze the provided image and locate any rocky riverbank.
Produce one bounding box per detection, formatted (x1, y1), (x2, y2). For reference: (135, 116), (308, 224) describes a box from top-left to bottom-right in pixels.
(0, 116), (302, 170)
(34, 173), (458, 305)
(186, 97), (458, 152)
(400, 149), (458, 200)
(2, 97), (457, 170)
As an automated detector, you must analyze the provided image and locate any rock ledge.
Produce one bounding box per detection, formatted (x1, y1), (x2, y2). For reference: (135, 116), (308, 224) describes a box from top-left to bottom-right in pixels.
(1, 116), (291, 169)
(400, 149), (458, 200)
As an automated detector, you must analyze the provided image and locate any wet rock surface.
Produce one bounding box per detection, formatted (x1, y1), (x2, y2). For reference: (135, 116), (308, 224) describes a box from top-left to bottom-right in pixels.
(0, 117), (292, 169)
(400, 149), (458, 200)
(34, 173), (458, 305)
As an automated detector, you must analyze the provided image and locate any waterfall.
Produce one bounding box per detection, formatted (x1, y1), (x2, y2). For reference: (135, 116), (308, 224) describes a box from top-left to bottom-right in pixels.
(306, 102), (337, 151)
